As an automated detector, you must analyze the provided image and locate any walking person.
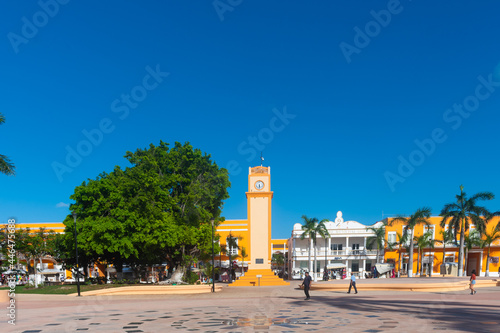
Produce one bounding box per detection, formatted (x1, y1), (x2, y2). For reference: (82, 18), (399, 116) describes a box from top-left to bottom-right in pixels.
(470, 269), (477, 295)
(347, 273), (358, 294)
(301, 271), (312, 300)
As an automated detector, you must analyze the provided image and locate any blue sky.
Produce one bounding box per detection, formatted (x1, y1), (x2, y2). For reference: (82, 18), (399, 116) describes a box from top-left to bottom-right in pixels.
(1, 1), (500, 239)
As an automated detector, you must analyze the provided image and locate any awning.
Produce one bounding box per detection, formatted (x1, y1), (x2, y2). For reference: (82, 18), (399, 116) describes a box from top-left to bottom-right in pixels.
(3, 269), (28, 275)
(39, 269), (64, 275)
(327, 263), (346, 269)
(375, 263), (394, 275)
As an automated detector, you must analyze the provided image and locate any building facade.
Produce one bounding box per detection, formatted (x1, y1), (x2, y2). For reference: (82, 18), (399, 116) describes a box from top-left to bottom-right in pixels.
(288, 211), (381, 280)
(385, 216), (500, 277)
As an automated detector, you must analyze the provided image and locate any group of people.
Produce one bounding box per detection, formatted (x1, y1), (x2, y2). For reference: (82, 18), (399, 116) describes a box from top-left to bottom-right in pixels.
(301, 272), (358, 300)
(0, 274), (28, 286)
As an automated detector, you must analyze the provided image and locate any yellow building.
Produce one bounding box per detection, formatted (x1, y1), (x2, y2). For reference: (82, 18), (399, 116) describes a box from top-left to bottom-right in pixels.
(384, 216), (500, 277)
(1, 222), (68, 283)
(216, 166), (288, 286)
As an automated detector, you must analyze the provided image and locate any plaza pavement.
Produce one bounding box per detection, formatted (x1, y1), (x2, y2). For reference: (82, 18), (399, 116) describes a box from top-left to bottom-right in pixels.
(2, 276), (500, 333)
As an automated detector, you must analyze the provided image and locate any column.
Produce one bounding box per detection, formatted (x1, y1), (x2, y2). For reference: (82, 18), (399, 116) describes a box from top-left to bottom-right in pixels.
(345, 237), (350, 276)
(479, 252), (483, 276)
(328, 237), (331, 256)
(310, 238), (313, 274)
(363, 237), (367, 250)
(292, 236), (296, 270)
(363, 259), (366, 278)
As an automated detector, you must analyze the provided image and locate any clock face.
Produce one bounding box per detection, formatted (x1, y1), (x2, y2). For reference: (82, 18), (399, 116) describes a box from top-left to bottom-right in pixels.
(255, 180), (264, 190)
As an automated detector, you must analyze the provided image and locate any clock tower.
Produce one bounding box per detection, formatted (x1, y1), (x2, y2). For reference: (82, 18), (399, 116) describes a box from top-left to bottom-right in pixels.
(229, 165), (289, 286)
(247, 166), (273, 270)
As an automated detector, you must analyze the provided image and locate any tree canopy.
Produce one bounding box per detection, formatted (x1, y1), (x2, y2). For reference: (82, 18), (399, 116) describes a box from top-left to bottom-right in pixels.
(62, 141), (230, 275)
(0, 113), (15, 176)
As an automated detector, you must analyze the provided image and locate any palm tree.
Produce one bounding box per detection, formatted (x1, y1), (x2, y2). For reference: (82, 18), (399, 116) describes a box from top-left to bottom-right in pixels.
(480, 228), (500, 277)
(389, 231), (408, 277)
(464, 230), (480, 275)
(413, 231), (434, 276)
(0, 113), (15, 175)
(440, 185), (494, 276)
(240, 247), (248, 277)
(300, 215), (330, 282)
(436, 228), (455, 276)
(391, 207), (432, 277)
(219, 244), (226, 274)
(367, 222), (387, 264)
(272, 252), (285, 277)
(226, 233), (241, 281)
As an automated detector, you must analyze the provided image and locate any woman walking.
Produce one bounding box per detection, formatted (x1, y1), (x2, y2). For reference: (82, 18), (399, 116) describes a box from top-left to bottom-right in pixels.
(470, 269), (476, 295)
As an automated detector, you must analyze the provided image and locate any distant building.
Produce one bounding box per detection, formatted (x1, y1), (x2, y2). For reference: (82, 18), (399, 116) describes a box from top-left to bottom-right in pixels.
(288, 211), (381, 280)
(385, 216), (500, 277)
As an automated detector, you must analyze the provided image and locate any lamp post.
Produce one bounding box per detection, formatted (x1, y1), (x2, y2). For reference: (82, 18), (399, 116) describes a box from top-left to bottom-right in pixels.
(72, 211), (81, 297)
(211, 219), (215, 293)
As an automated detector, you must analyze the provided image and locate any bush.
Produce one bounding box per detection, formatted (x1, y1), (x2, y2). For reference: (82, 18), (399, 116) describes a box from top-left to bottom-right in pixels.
(183, 271), (199, 285)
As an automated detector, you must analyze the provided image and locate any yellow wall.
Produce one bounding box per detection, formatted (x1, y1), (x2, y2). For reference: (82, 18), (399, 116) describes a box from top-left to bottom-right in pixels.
(8, 222), (65, 233)
(216, 219), (250, 263)
(385, 216), (500, 275)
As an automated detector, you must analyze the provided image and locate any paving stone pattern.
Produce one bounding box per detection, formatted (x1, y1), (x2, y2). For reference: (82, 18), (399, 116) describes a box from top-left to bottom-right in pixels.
(7, 284), (500, 332)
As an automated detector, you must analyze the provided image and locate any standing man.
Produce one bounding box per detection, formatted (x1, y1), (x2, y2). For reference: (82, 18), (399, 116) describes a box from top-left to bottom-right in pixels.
(301, 271), (312, 300)
(347, 273), (358, 294)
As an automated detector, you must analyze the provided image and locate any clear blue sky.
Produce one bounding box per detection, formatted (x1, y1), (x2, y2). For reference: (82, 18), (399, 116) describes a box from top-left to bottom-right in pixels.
(1, 1), (499, 239)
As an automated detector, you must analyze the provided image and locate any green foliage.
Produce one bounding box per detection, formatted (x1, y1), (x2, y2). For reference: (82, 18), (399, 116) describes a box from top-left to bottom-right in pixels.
(62, 141), (230, 276)
(440, 185), (494, 275)
(367, 222), (387, 263)
(0, 112), (15, 176)
(390, 207), (432, 277)
(183, 270), (200, 284)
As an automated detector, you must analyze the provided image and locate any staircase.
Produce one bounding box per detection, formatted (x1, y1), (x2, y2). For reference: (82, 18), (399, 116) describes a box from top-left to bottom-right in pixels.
(229, 269), (290, 286)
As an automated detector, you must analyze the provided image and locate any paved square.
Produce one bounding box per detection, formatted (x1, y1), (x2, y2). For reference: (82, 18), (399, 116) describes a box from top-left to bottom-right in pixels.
(3, 281), (500, 332)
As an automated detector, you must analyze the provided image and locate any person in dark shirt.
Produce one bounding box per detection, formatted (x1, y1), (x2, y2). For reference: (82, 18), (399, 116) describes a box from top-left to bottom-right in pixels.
(301, 271), (312, 300)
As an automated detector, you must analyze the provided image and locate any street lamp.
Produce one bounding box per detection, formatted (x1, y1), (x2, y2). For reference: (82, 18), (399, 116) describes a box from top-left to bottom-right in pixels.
(211, 219), (215, 293)
(72, 211), (81, 297)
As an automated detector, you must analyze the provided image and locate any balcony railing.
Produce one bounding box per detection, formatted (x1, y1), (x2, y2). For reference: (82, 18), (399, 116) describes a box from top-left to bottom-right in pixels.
(293, 249), (379, 257)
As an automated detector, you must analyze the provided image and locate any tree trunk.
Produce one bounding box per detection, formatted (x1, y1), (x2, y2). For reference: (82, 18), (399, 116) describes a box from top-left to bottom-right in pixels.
(313, 241), (317, 282)
(442, 242), (447, 277)
(416, 249), (420, 276)
(419, 248), (424, 276)
(458, 218), (465, 276)
(398, 245), (402, 277)
(486, 246), (491, 277)
(228, 250), (232, 282)
(170, 265), (186, 283)
(408, 228), (414, 277)
(464, 248), (469, 276)
(33, 258), (38, 288)
(308, 238), (312, 277)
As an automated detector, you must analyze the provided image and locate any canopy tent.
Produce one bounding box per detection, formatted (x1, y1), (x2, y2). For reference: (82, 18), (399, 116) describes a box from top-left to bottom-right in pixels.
(3, 269), (28, 275)
(375, 263), (394, 275)
(327, 263), (346, 269)
(39, 269), (64, 275)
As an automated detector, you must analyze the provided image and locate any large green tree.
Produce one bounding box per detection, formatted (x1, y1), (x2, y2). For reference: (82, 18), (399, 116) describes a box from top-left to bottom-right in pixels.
(63, 141), (230, 281)
(0, 113), (15, 175)
(391, 207), (431, 277)
(440, 185), (494, 276)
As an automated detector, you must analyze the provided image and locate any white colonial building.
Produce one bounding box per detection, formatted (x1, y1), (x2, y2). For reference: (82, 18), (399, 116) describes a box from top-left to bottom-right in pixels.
(287, 211), (384, 280)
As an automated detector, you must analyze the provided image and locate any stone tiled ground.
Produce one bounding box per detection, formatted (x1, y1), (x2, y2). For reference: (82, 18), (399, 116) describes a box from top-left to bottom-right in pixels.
(3, 279), (500, 332)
